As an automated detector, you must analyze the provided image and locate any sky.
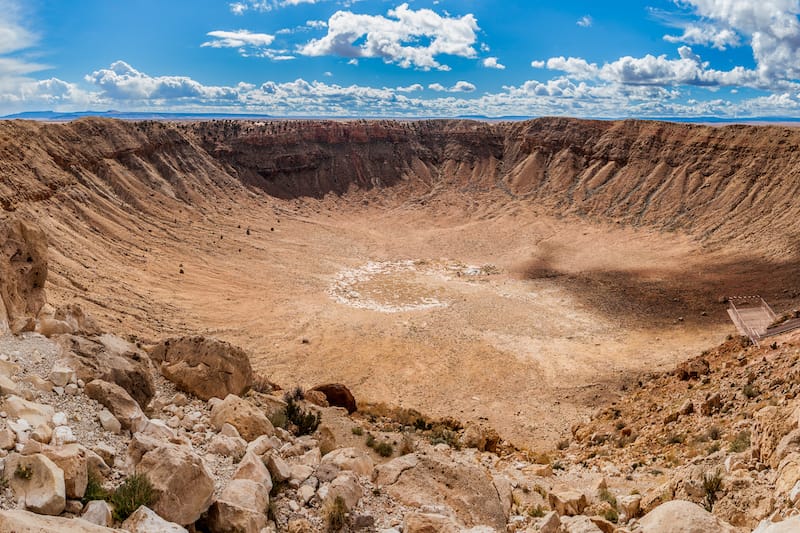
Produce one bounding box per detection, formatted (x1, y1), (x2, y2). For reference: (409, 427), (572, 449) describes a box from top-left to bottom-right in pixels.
(2, 0), (800, 118)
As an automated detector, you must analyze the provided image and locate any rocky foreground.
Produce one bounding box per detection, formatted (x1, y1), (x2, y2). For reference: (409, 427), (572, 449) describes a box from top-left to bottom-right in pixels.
(2, 217), (800, 531)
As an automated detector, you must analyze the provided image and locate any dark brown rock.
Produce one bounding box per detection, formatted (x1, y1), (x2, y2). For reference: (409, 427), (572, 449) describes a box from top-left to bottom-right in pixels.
(310, 383), (357, 414)
(149, 336), (253, 401)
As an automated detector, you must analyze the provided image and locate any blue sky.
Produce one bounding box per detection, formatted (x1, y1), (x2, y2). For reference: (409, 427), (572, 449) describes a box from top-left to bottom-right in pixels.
(2, 0), (800, 118)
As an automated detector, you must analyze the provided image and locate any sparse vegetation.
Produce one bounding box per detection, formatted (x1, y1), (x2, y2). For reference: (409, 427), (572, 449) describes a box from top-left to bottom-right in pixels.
(351, 426), (364, 436)
(598, 487), (617, 508)
(702, 470), (723, 511)
(706, 425), (723, 441)
(528, 504), (546, 518)
(284, 392), (321, 436)
(83, 471), (110, 504)
(374, 441), (394, 457)
(428, 425), (461, 449)
(251, 374), (275, 394)
(110, 473), (157, 522)
(365, 433), (394, 457)
(729, 430), (750, 452)
(667, 433), (685, 444)
(603, 507), (619, 523)
(14, 464), (32, 480)
(743, 383), (759, 399)
(324, 495), (348, 532)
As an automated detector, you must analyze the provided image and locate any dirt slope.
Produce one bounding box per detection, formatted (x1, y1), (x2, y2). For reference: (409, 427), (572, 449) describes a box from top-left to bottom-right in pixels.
(1, 116), (799, 445)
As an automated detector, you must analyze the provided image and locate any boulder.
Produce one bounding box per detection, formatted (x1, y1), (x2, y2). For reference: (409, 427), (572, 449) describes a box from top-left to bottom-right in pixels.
(402, 512), (459, 533)
(538, 511), (561, 533)
(40, 443), (88, 500)
(58, 334), (154, 408)
(4, 395), (54, 428)
(0, 509), (119, 532)
(309, 384), (357, 413)
(37, 317), (74, 337)
(560, 515), (604, 533)
(81, 500), (113, 527)
(210, 394), (274, 442)
(374, 452), (506, 530)
(85, 379), (145, 431)
(121, 505), (189, 533)
(638, 500), (737, 532)
(753, 516), (800, 533)
(321, 447), (374, 476)
(150, 336), (253, 401)
(98, 409), (122, 434)
(233, 450), (273, 493)
(266, 452), (292, 482)
(548, 490), (588, 516)
(4, 453), (66, 515)
(129, 439), (215, 525)
(206, 479), (268, 533)
(54, 303), (100, 335)
(326, 471), (363, 511)
(208, 433), (247, 457)
(0, 217), (48, 335)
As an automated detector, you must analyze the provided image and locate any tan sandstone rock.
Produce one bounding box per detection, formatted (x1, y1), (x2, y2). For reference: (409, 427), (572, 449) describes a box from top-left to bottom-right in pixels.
(0, 509), (119, 532)
(59, 334), (155, 408)
(121, 505), (188, 533)
(85, 379), (145, 431)
(374, 452), (506, 530)
(210, 394), (274, 442)
(4, 453), (66, 515)
(206, 479), (268, 533)
(638, 499), (737, 533)
(150, 336), (253, 401)
(320, 447), (374, 476)
(402, 512), (460, 533)
(129, 438), (215, 525)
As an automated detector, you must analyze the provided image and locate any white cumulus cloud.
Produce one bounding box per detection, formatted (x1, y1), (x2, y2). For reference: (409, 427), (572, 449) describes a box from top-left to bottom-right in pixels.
(202, 30), (275, 49)
(298, 3), (479, 71)
(428, 81), (476, 92)
(85, 61), (240, 101)
(483, 57), (505, 70)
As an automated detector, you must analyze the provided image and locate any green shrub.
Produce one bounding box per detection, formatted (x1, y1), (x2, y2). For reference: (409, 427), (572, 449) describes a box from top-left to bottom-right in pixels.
(429, 426), (460, 449)
(351, 426), (364, 436)
(82, 471), (109, 504)
(702, 470), (723, 511)
(284, 394), (321, 436)
(706, 426), (722, 441)
(528, 504), (546, 518)
(110, 474), (157, 522)
(374, 441), (394, 457)
(598, 488), (617, 508)
(324, 495), (347, 532)
(14, 464), (32, 480)
(729, 431), (750, 452)
(743, 383), (759, 399)
(604, 507), (619, 523)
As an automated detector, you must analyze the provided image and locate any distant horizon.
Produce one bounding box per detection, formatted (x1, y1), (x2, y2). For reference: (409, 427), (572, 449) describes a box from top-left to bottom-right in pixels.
(3, 2), (800, 119)
(7, 109), (800, 127)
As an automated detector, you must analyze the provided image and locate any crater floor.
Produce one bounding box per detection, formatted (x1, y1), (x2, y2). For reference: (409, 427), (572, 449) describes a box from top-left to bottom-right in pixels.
(44, 192), (765, 446)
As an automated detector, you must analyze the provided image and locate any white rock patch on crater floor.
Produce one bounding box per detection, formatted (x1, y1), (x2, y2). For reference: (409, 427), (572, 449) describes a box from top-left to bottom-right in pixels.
(328, 260), (458, 313)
